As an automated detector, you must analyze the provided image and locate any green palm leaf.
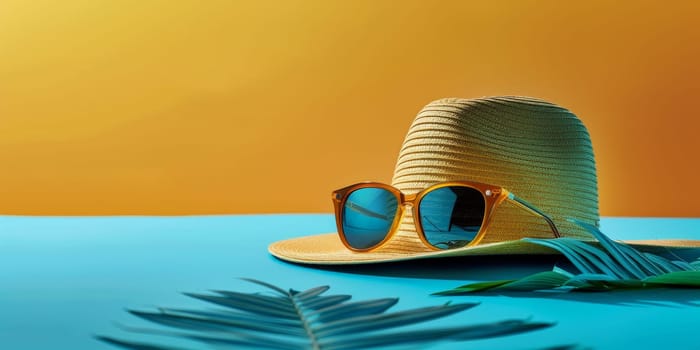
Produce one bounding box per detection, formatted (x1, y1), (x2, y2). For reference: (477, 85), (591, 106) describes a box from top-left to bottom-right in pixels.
(98, 279), (555, 349)
(644, 271), (700, 287)
(437, 220), (700, 294)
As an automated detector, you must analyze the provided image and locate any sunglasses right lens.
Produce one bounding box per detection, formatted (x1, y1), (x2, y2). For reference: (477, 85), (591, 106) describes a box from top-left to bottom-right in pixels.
(342, 187), (398, 250)
(419, 186), (485, 250)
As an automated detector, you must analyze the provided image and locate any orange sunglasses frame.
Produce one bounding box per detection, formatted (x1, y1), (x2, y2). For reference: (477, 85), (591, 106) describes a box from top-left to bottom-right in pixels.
(332, 181), (560, 252)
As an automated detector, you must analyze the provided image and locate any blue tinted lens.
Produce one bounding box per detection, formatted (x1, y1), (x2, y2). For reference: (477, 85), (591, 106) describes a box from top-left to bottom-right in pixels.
(419, 186), (485, 250)
(342, 187), (399, 250)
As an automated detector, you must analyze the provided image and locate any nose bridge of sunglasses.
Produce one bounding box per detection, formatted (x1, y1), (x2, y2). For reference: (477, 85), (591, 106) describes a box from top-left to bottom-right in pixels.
(401, 193), (418, 209)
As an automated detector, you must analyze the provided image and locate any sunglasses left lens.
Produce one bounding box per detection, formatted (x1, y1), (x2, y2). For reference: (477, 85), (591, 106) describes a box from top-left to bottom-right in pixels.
(342, 187), (398, 250)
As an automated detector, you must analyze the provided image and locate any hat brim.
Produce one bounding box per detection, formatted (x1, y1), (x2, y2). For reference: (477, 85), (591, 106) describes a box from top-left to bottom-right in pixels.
(268, 233), (700, 265)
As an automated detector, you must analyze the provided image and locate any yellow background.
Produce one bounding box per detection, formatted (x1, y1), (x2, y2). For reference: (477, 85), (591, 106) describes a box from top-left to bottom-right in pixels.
(2, 1), (699, 216)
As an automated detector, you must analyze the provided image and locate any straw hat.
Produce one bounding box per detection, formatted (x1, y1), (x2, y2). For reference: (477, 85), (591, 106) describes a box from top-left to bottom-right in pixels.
(269, 96), (700, 264)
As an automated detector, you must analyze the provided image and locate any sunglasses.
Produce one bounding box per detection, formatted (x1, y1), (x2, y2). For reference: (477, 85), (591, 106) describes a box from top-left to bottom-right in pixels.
(332, 181), (560, 252)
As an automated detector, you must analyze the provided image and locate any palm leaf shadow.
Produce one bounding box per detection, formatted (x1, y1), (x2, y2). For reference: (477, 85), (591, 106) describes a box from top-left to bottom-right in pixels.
(97, 279), (559, 350)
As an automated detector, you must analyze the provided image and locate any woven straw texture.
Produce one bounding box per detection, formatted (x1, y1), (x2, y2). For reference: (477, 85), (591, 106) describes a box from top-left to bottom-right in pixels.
(384, 96), (599, 253)
(270, 96), (611, 264)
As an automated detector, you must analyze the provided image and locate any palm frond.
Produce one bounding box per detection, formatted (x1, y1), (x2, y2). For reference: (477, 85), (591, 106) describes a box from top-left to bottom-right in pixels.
(437, 219), (700, 294)
(98, 279), (555, 350)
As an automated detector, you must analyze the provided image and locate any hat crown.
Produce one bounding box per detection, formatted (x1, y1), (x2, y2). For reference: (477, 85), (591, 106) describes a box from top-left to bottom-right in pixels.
(391, 96), (598, 240)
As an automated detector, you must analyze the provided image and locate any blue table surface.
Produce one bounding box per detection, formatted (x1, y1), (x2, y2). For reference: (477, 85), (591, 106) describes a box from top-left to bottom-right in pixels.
(2, 214), (700, 350)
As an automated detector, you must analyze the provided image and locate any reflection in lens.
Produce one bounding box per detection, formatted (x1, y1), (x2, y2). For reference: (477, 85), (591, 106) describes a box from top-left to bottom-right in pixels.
(419, 186), (485, 250)
(342, 187), (399, 250)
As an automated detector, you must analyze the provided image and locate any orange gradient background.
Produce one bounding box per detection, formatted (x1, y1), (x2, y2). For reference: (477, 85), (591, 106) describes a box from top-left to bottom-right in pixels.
(1, 1), (699, 216)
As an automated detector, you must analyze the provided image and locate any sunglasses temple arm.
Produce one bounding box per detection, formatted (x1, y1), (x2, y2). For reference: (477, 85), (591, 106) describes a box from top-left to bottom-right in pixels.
(506, 193), (561, 238)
